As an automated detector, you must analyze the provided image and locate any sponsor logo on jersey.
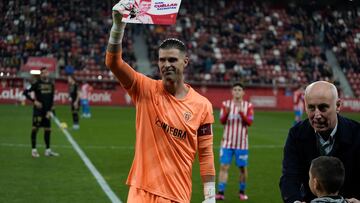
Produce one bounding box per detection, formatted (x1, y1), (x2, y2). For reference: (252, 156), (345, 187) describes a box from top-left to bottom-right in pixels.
(155, 117), (187, 139)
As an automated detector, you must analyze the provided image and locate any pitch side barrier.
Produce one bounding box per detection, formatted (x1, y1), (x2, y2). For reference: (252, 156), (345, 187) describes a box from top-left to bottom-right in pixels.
(0, 80), (359, 112)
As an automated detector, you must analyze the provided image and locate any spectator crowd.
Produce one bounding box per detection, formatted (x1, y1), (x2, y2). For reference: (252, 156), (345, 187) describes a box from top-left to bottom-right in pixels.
(1, 0), (359, 96)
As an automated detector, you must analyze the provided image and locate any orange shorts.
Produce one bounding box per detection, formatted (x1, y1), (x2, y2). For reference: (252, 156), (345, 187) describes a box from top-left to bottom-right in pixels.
(127, 186), (178, 203)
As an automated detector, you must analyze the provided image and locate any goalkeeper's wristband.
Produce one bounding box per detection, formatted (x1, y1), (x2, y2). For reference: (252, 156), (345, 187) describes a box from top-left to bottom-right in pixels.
(109, 23), (126, 44)
(203, 182), (216, 201)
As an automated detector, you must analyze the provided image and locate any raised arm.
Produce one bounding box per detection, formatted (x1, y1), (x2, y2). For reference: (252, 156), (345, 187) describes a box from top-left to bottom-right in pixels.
(219, 105), (229, 124)
(239, 104), (254, 126)
(105, 0), (136, 89)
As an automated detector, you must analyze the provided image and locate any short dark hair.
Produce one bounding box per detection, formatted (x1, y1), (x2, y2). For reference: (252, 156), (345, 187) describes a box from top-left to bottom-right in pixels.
(40, 67), (47, 71)
(232, 82), (244, 89)
(159, 38), (186, 53)
(310, 156), (345, 194)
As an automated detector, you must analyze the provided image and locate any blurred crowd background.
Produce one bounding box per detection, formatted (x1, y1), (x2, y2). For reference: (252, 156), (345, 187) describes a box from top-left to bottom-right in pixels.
(1, 0), (359, 97)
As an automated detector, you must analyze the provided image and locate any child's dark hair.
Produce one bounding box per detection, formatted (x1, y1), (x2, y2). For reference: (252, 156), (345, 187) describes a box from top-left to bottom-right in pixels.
(310, 156), (345, 194)
(159, 38), (186, 53)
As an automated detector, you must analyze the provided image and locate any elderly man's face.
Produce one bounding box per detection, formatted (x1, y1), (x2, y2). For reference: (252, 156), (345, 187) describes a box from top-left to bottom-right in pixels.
(305, 83), (340, 133)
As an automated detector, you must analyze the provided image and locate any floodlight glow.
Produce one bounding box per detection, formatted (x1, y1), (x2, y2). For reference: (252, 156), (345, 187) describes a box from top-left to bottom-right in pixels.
(30, 70), (41, 75)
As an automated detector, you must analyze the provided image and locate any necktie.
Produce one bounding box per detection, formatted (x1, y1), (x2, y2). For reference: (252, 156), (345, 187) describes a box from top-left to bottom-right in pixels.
(320, 142), (330, 155)
(319, 136), (334, 156)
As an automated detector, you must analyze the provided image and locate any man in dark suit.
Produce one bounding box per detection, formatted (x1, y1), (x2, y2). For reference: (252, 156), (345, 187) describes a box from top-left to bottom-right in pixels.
(279, 81), (360, 203)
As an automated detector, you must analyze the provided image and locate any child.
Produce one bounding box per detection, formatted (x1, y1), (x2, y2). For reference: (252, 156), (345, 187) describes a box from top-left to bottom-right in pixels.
(309, 156), (347, 203)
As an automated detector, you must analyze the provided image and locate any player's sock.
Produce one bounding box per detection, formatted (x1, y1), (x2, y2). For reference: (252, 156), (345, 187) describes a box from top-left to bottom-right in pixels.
(73, 112), (79, 124)
(44, 130), (51, 149)
(239, 182), (246, 194)
(31, 129), (38, 148)
(218, 182), (226, 194)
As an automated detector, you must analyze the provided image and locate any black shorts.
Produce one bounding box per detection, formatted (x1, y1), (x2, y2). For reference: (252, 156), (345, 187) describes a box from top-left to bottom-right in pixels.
(32, 109), (51, 128)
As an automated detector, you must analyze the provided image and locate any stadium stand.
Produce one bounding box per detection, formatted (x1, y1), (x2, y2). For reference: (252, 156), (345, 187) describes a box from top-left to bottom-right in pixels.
(0, 0), (136, 87)
(322, 7), (360, 97)
(145, 1), (334, 86)
(0, 0), (359, 97)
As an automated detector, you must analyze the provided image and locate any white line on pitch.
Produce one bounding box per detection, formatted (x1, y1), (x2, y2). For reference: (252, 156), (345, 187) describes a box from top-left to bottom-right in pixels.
(51, 114), (122, 203)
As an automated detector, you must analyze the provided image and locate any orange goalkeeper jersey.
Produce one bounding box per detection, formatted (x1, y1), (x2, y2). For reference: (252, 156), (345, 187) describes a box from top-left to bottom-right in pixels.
(106, 52), (215, 203)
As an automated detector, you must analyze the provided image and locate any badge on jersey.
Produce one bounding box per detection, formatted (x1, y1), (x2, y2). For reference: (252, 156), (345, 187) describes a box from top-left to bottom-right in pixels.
(183, 111), (192, 122)
(121, 0), (182, 25)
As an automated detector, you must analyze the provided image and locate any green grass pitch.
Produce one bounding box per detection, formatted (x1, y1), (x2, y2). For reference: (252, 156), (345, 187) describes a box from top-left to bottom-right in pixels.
(0, 104), (358, 203)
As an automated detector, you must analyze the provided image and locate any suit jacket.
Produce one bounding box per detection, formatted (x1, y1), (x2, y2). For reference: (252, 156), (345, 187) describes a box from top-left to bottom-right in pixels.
(280, 115), (360, 203)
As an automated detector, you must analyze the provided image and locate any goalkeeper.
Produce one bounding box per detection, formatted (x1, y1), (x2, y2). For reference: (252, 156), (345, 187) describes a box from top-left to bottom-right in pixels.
(105, 1), (216, 202)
